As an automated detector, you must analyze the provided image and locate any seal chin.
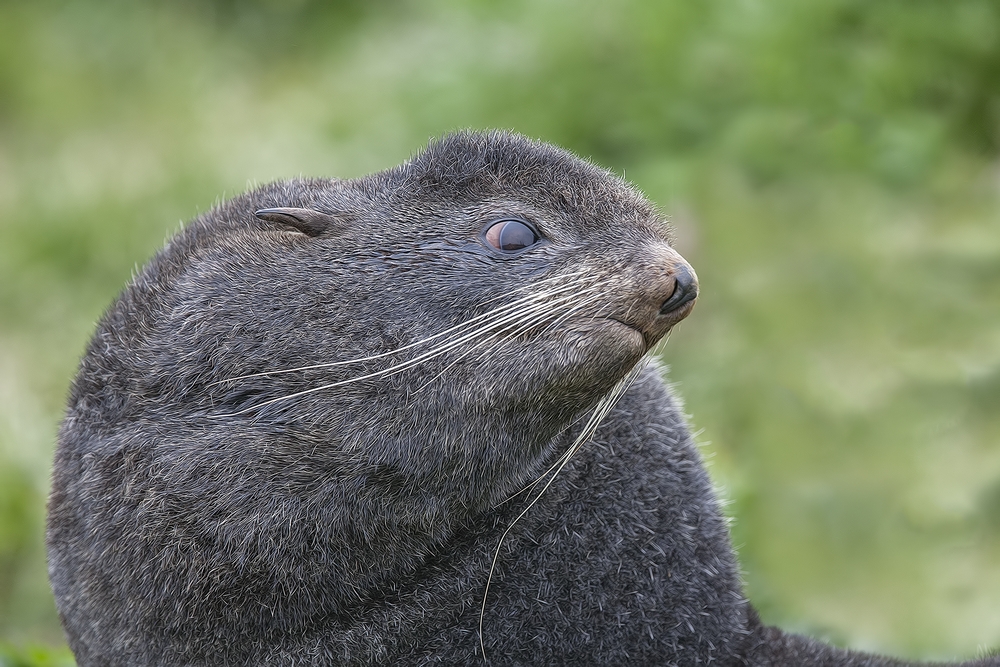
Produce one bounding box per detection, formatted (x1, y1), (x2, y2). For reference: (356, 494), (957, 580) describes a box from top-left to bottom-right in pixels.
(655, 297), (697, 337)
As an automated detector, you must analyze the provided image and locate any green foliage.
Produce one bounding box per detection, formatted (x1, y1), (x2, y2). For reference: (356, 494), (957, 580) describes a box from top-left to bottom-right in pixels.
(0, 0), (998, 661)
(0, 643), (75, 667)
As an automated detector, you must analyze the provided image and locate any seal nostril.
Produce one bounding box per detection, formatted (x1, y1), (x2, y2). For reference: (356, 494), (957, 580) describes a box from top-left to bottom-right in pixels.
(659, 265), (698, 315)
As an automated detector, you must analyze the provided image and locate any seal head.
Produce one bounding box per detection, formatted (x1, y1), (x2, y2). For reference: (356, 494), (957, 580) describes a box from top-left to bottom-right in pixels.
(47, 131), (702, 664)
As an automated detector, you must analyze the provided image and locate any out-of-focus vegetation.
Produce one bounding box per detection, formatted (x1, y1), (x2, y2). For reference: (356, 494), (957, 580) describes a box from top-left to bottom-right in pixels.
(0, 0), (998, 663)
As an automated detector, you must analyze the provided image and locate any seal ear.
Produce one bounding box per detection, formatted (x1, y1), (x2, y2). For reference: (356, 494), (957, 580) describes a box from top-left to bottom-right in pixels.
(254, 207), (340, 237)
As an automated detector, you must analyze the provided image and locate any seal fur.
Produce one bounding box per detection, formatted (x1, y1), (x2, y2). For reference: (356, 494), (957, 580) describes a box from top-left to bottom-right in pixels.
(47, 131), (997, 666)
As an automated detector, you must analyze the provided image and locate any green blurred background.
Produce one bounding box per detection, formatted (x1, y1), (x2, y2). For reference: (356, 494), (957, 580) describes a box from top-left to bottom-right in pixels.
(1, 0), (999, 664)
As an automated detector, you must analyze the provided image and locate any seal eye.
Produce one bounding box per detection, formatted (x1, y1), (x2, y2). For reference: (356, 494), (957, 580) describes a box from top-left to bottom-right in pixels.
(484, 219), (540, 253)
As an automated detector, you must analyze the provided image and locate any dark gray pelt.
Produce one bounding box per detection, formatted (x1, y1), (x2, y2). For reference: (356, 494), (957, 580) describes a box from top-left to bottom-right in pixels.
(46, 131), (996, 666)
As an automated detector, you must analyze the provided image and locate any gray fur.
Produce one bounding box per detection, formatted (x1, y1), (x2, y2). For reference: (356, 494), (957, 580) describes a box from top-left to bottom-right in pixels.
(46, 131), (996, 666)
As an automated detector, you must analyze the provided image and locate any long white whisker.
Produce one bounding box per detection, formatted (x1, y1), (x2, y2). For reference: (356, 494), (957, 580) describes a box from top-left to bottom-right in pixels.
(475, 269), (590, 308)
(417, 285), (601, 402)
(209, 277), (597, 387)
(447, 285), (613, 404)
(496, 353), (647, 505)
(215, 281), (612, 416)
(491, 378), (608, 509)
(478, 358), (648, 662)
(493, 429), (580, 509)
(410, 282), (611, 394)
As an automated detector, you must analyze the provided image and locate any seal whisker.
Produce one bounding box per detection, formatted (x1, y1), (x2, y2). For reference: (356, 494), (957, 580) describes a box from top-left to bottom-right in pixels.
(208, 290), (557, 386)
(469, 270), (603, 319)
(475, 269), (592, 307)
(209, 277), (601, 387)
(216, 282), (610, 416)
(533, 288), (613, 339)
(386, 283), (611, 397)
(496, 351), (647, 506)
(409, 281), (612, 395)
(423, 285), (612, 401)
(478, 358), (649, 662)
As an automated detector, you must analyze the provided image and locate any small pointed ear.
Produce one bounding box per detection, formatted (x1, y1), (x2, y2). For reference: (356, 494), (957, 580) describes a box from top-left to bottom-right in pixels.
(254, 207), (341, 237)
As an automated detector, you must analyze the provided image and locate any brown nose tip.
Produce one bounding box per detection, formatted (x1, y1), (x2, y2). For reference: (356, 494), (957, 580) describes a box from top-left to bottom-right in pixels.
(659, 264), (698, 315)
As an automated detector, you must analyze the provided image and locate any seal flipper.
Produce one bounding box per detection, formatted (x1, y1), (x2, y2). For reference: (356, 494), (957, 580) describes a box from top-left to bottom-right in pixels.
(254, 207), (341, 237)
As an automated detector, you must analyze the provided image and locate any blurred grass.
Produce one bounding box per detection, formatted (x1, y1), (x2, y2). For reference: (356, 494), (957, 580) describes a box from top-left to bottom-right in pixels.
(0, 0), (998, 662)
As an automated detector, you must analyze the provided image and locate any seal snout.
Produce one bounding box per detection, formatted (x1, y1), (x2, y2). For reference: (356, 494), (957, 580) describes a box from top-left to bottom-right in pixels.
(607, 249), (699, 352)
(659, 263), (698, 315)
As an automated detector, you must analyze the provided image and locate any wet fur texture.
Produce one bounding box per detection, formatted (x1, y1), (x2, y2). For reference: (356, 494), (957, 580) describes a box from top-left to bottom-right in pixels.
(47, 131), (996, 666)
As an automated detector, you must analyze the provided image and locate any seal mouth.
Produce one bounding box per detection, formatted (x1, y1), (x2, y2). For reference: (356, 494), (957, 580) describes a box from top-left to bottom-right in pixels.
(605, 293), (697, 351)
(664, 298), (695, 335)
(603, 317), (651, 351)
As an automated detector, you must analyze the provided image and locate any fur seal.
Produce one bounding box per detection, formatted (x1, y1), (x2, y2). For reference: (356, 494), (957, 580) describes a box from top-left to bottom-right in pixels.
(47, 131), (996, 666)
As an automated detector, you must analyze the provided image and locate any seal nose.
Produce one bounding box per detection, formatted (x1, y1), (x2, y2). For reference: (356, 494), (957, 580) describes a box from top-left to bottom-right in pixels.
(659, 264), (698, 315)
